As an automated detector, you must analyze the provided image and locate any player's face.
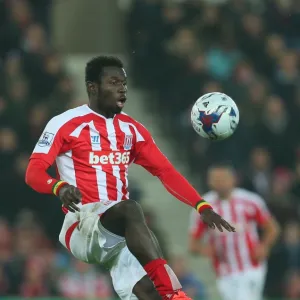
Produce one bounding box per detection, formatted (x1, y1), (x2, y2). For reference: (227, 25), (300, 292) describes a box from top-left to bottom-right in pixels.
(97, 67), (127, 116)
(208, 168), (235, 198)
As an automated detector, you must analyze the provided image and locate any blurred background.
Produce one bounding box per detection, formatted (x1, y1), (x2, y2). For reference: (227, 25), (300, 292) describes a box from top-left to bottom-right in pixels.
(1, 0), (300, 299)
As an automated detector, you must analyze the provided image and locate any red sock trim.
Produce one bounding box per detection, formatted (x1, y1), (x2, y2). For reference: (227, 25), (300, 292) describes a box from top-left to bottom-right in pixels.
(143, 258), (182, 296)
(144, 258), (167, 271)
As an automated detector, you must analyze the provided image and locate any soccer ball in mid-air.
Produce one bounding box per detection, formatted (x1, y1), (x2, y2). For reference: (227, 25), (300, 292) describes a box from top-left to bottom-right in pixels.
(191, 92), (239, 141)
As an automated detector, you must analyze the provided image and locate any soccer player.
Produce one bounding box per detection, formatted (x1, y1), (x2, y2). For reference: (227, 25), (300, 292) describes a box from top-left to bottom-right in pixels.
(25, 56), (235, 300)
(189, 164), (280, 300)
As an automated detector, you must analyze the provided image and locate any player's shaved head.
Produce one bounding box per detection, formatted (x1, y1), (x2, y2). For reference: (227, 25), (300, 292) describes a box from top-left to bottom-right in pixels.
(207, 163), (236, 198)
(207, 163), (236, 176)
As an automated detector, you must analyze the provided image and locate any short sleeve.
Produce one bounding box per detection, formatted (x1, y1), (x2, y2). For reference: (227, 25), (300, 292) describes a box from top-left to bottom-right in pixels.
(253, 195), (271, 225)
(189, 210), (208, 239)
(30, 116), (68, 166)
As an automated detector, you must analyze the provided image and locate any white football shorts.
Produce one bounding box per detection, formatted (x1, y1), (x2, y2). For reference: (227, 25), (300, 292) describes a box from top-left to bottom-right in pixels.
(59, 203), (147, 300)
(217, 264), (266, 300)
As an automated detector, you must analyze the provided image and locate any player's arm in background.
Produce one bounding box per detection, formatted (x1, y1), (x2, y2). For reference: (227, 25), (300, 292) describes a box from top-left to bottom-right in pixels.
(188, 210), (212, 257)
(25, 117), (81, 212)
(132, 123), (235, 232)
(252, 194), (280, 261)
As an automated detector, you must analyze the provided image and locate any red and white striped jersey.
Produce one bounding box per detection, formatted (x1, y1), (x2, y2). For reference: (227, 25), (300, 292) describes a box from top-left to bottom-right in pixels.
(30, 104), (171, 211)
(189, 188), (271, 277)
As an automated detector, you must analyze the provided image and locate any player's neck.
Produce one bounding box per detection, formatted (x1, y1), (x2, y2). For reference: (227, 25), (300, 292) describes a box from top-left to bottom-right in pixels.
(88, 104), (114, 119)
(218, 191), (232, 200)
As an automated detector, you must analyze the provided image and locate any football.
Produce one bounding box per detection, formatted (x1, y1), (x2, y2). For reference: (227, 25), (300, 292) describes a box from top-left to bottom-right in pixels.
(191, 92), (239, 140)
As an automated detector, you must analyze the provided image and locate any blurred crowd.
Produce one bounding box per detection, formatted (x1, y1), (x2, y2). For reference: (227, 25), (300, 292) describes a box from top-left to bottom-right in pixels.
(127, 0), (300, 298)
(0, 0), (76, 228)
(0, 210), (114, 298)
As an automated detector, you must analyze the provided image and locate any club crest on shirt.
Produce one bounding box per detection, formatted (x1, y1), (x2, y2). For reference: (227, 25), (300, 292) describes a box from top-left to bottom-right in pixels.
(38, 132), (54, 147)
(123, 134), (133, 150)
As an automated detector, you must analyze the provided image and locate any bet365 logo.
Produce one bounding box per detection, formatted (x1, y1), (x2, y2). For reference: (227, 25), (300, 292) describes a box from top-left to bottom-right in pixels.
(89, 151), (130, 165)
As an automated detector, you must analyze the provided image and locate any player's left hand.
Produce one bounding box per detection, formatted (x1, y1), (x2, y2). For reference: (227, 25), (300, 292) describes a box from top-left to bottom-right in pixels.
(253, 243), (270, 261)
(201, 208), (235, 232)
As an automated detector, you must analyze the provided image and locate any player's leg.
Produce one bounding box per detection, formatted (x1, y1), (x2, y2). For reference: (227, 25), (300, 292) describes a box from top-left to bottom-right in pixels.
(59, 204), (168, 299)
(251, 265), (267, 300)
(110, 245), (161, 300)
(216, 275), (237, 300)
(133, 275), (162, 300)
(217, 266), (266, 300)
(235, 266), (267, 300)
(131, 231), (164, 300)
(101, 201), (164, 264)
(59, 209), (160, 299)
(59, 211), (91, 262)
(101, 200), (185, 299)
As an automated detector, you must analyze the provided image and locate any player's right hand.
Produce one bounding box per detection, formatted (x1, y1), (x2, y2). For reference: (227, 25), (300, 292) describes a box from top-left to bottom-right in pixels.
(201, 208), (235, 233)
(58, 184), (82, 212)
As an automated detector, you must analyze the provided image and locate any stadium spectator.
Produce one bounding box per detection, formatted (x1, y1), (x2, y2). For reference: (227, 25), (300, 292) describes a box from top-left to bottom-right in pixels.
(58, 259), (113, 299)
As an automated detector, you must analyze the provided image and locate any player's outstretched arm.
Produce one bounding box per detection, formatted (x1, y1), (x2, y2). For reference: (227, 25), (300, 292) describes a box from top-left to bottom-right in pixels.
(133, 124), (235, 232)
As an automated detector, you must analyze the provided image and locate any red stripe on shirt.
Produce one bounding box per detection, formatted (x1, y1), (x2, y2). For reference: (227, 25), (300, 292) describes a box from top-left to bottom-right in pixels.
(230, 199), (243, 272)
(114, 119), (130, 200)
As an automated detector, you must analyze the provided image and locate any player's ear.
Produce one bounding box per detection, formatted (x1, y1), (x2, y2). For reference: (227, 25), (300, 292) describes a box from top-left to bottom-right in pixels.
(86, 81), (97, 95)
